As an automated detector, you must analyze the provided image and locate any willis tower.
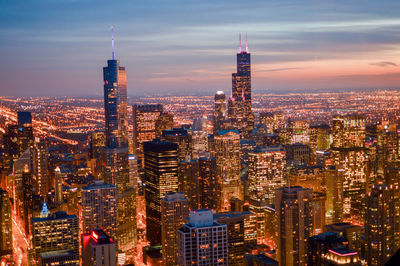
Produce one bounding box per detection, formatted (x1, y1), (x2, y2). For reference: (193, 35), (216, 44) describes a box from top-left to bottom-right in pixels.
(228, 33), (254, 135)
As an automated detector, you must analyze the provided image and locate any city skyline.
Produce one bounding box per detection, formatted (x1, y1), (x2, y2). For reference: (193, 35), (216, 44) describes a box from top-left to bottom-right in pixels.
(2, 1), (400, 265)
(1, 0), (400, 96)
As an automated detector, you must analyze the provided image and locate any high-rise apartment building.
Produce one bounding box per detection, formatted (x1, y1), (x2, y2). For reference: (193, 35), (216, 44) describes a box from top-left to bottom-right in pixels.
(214, 129), (241, 211)
(275, 186), (313, 265)
(177, 209), (228, 265)
(331, 115), (367, 221)
(365, 184), (400, 266)
(82, 229), (117, 266)
(161, 192), (189, 266)
(33, 139), (50, 197)
(32, 211), (79, 265)
(248, 145), (286, 204)
(143, 139), (179, 246)
(81, 180), (117, 240)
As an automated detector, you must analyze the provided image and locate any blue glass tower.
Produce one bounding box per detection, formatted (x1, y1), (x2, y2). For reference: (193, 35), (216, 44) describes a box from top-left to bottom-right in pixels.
(103, 59), (128, 149)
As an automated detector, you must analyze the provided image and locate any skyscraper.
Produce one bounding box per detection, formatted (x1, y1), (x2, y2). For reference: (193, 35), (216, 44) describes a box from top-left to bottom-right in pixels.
(132, 104), (164, 158)
(143, 139), (179, 246)
(33, 139), (50, 197)
(228, 34), (254, 134)
(54, 166), (63, 204)
(213, 91), (227, 133)
(0, 189), (12, 256)
(177, 209), (228, 266)
(103, 53), (128, 149)
(326, 166), (344, 224)
(178, 160), (199, 209)
(102, 31), (136, 254)
(3, 119), (34, 174)
(365, 184), (400, 265)
(248, 145), (286, 204)
(161, 192), (189, 266)
(214, 129), (242, 211)
(275, 186), (313, 265)
(17, 111), (32, 127)
(214, 211), (254, 265)
(162, 128), (192, 162)
(198, 156), (220, 210)
(81, 180), (117, 240)
(331, 115), (367, 222)
(32, 211), (79, 265)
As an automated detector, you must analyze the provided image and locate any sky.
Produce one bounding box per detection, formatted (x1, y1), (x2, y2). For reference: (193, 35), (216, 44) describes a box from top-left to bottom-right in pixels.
(1, 0), (400, 96)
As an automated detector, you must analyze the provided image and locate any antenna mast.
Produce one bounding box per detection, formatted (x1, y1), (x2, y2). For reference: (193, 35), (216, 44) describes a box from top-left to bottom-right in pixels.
(111, 26), (115, 60)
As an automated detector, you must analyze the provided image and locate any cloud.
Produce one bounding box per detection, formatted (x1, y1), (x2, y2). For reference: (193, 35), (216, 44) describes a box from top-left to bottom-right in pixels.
(262, 67), (302, 72)
(370, 61), (398, 67)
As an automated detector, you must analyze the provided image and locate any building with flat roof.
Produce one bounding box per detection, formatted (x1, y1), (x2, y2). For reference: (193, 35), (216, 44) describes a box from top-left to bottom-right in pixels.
(177, 209), (228, 265)
(82, 229), (116, 266)
(32, 211), (79, 265)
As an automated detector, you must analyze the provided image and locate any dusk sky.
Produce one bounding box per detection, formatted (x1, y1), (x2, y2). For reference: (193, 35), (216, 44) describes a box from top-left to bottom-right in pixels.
(1, 0), (400, 96)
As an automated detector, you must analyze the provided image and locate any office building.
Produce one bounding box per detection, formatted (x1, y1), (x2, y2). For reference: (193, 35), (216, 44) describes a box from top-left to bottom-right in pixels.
(215, 211), (254, 265)
(275, 186), (313, 265)
(143, 139), (179, 246)
(32, 211), (79, 265)
(190, 130), (208, 159)
(285, 143), (311, 165)
(178, 160), (199, 209)
(132, 104), (164, 157)
(198, 156), (220, 210)
(213, 91), (228, 133)
(177, 209), (228, 265)
(227, 34), (254, 134)
(82, 229), (117, 266)
(326, 166), (344, 224)
(331, 115), (367, 221)
(162, 128), (192, 162)
(288, 119), (310, 144)
(161, 192), (189, 266)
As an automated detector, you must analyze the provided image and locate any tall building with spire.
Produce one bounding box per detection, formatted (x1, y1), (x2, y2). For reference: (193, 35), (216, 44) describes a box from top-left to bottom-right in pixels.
(101, 28), (136, 255)
(228, 33), (254, 135)
(103, 27), (128, 149)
